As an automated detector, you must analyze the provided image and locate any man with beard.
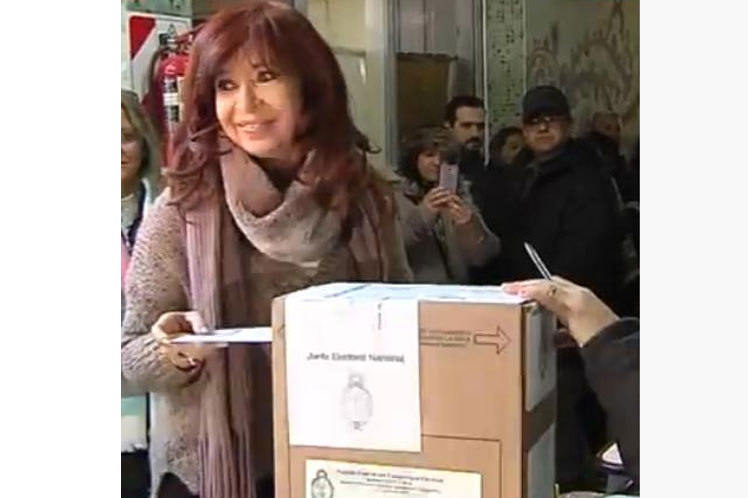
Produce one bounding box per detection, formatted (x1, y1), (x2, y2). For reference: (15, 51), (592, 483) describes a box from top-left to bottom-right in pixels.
(443, 95), (487, 184)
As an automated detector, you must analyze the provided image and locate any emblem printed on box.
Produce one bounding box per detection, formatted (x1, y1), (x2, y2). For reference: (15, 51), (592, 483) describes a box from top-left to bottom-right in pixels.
(341, 373), (373, 431)
(310, 469), (334, 498)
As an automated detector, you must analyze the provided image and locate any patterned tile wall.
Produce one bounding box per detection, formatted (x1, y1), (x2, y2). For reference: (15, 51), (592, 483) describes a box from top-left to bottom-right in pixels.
(485, 0), (526, 132)
(485, 0), (639, 153)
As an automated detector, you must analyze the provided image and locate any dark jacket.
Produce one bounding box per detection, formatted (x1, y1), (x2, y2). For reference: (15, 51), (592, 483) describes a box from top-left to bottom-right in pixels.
(476, 139), (625, 311)
(468, 158), (523, 284)
(586, 131), (638, 206)
(458, 148), (486, 185)
(627, 141), (640, 203)
(582, 318), (640, 489)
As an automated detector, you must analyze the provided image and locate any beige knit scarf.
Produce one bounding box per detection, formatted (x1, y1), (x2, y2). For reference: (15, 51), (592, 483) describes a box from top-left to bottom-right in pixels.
(184, 143), (394, 498)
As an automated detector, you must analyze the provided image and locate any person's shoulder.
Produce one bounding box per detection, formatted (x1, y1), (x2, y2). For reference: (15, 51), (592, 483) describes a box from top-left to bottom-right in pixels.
(513, 147), (534, 168)
(148, 188), (182, 220)
(566, 138), (604, 166)
(564, 139), (611, 179)
(137, 188), (185, 248)
(368, 164), (422, 198)
(368, 162), (403, 186)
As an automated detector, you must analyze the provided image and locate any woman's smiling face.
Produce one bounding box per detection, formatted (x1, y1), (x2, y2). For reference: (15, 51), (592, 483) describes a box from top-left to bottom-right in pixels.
(215, 53), (303, 163)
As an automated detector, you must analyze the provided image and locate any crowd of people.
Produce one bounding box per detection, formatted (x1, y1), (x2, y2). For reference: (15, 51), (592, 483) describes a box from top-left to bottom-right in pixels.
(121, 2), (640, 497)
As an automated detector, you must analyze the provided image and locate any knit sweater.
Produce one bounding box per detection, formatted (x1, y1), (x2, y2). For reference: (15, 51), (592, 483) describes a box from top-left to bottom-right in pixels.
(121, 184), (411, 496)
(394, 178), (501, 284)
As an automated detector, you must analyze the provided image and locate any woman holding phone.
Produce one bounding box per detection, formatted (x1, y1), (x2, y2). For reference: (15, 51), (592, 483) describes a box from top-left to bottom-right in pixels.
(395, 126), (500, 283)
(121, 3), (411, 498)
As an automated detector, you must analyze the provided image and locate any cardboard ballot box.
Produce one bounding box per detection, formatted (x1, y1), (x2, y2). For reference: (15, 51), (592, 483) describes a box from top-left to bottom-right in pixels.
(272, 283), (557, 498)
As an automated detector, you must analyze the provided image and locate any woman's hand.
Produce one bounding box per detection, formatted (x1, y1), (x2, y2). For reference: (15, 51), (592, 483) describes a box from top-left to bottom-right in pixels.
(444, 194), (474, 225)
(421, 187), (453, 214)
(151, 311), (215, 371)
(418, 187), (454, 222)
(503, 276), (619, 346)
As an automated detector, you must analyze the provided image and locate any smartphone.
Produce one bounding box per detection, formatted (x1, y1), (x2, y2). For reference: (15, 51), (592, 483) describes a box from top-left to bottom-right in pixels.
(439, 163), (459, 193)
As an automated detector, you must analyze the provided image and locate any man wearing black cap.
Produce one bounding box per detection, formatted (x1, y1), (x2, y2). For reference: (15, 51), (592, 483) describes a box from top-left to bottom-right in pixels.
(479, 85), (624, 306)
(477, 85), (626, 491)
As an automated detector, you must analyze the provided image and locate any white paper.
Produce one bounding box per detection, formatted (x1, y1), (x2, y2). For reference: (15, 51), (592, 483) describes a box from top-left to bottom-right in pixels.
(285, 292), (421, 452)
(287, 282), (529, 304)
(305, 459), (481, 498)
(527, 423), (556, 498)
(170, 327), (272, 344)
(525, 306), (557, 411)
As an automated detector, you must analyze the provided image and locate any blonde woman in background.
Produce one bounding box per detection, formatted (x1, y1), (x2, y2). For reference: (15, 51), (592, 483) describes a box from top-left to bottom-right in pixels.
(122, 89), (162, 260)
(122, 89), (162, 498)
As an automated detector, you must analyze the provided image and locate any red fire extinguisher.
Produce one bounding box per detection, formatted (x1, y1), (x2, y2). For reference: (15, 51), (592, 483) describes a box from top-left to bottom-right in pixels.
(161, 27), (189, 136)
(145, 25), (190, 163)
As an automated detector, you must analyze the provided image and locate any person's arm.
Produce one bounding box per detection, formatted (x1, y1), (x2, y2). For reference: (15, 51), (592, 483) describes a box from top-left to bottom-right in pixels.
(121, 193), (202, 394)
(452, 209), (501, 267)
(122, 374), (143, 398)
(503, 277), (639, 486)
(393, 191), (435, 247)
(387, 199), (415, 283)
(394, 185), (459, 246)
(445, 186), (501, 267)
(445, 182), (501, 267)
(581, 319), (640, 486)
(367, 174), (414, 283)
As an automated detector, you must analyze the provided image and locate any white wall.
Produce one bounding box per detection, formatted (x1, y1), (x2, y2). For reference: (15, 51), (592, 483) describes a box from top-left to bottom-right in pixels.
(397, 0), (481, 96)
(307, 0), (395, 169)
(307, 0), (367, 51)
(485, 0), (527, 131)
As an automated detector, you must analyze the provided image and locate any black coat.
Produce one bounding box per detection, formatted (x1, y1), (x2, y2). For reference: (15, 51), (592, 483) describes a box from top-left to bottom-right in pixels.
(459, 149), (487, 186)
(476, 139), (625, 310)
(586, 131), (638, 205)
(582, 318), (640, 489)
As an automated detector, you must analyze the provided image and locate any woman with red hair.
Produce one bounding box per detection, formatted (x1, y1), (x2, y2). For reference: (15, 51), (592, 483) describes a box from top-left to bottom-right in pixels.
(121, 3), (411, 497)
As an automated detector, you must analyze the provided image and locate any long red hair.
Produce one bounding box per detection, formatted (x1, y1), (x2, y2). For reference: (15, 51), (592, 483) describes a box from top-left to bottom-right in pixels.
(167, 1), (380, 218)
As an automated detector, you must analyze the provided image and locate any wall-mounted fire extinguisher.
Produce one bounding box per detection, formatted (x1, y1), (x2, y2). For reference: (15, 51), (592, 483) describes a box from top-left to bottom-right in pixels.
(161, 26), (189, 136)
(145, 25), (191, 161)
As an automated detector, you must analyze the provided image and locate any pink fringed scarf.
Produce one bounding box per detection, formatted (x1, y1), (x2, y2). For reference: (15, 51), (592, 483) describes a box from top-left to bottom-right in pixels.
(183, 145), (394, 498)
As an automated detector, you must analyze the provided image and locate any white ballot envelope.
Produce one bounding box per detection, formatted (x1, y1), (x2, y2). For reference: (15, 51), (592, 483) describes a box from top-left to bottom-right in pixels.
(170, 327), (272, 344)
